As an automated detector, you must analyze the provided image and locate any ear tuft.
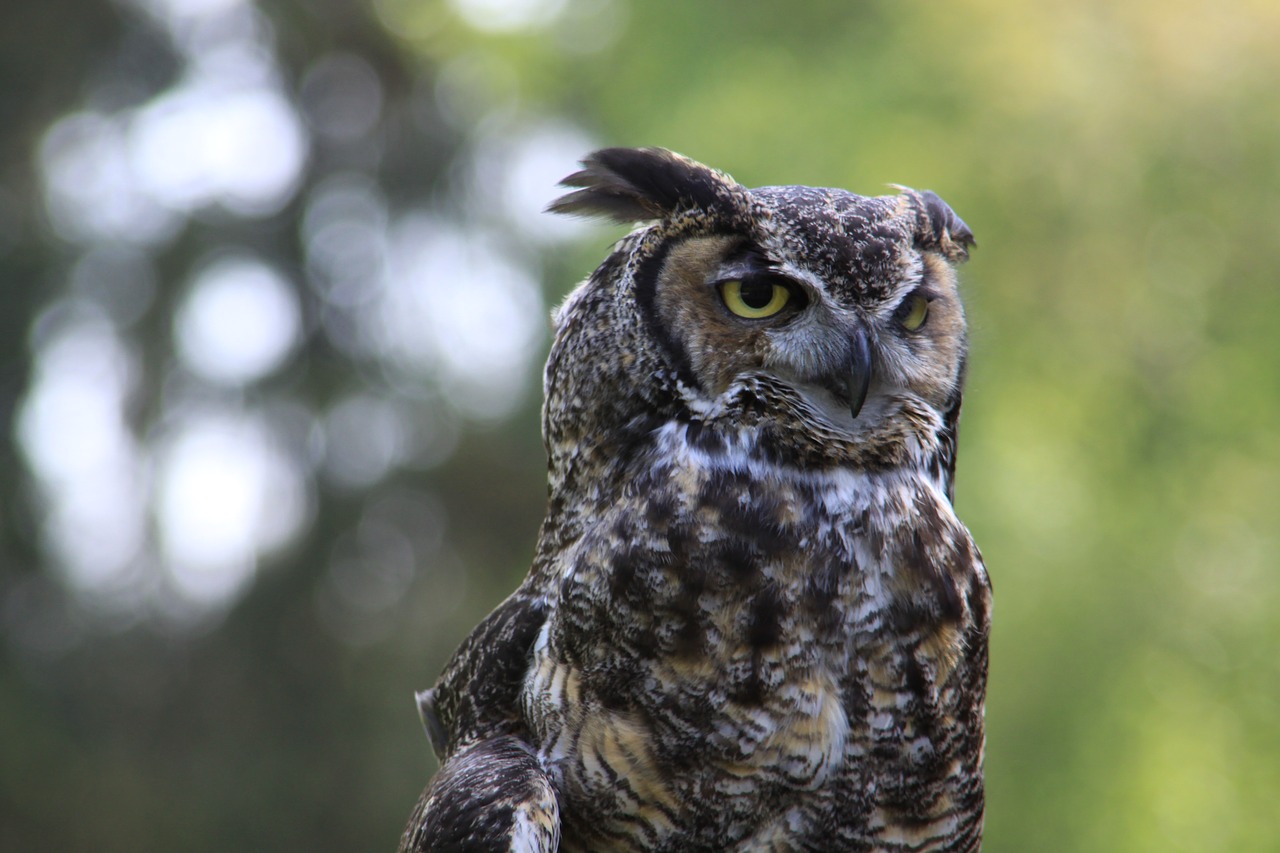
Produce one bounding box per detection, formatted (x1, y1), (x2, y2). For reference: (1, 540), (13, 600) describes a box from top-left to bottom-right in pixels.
(895, 187), (976, 262)
(548, 147), (740, 224)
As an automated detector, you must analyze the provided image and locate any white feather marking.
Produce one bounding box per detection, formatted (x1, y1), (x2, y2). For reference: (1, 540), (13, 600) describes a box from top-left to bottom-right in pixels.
(509, 794), (559, 853)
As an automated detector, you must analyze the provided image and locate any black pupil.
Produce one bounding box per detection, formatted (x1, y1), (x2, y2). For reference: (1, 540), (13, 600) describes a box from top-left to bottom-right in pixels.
(739, 279), (776, 309)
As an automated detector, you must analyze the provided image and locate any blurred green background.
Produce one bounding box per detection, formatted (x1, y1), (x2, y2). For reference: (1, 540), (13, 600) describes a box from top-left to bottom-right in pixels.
(2, 0), (1278, 850)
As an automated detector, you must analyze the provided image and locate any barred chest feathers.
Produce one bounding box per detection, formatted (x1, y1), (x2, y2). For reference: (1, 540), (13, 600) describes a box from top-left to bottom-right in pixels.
(521, 417), (989, 850)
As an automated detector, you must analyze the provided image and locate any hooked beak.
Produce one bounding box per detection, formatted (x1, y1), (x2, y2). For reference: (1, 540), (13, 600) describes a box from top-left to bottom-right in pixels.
(846, 326), (872, 419)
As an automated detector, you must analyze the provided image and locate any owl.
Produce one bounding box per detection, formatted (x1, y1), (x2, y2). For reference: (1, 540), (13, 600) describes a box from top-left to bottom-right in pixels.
(398, 148), (991, 852)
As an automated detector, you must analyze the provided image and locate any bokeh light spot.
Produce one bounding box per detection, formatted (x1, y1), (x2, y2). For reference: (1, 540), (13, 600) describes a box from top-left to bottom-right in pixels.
(175, 255), (302, 385)
(302, 172), (389, 309)
(39, 111), (180, 246)
(448, 0), (568, 33)
(16, 303), (147, 596)
(321, 393), (409, 489)
(300, 53), (384, 141)
(131, 80), (308, 217)
(376, 216), (545, 419)
(473, 121), (600, 244)
(153, 411), (310, 607)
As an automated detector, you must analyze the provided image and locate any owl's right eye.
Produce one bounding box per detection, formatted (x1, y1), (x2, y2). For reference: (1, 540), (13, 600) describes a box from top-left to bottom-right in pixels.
(720, 278), (792, 319)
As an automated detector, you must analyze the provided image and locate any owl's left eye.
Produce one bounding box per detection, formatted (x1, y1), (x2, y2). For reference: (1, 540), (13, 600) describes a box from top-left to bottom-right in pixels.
(895, 291), (930, 331)
(720, 278), (792, 319)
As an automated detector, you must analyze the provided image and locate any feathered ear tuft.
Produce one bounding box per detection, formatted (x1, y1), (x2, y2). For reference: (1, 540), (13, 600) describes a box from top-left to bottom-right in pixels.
(895, 187), (976, 263)
(547, 147), (740, 224)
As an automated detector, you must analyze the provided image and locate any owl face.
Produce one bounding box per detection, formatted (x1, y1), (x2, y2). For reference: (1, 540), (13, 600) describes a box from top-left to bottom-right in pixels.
(646, 221), (968, 434)
(546, 148), (975, 473)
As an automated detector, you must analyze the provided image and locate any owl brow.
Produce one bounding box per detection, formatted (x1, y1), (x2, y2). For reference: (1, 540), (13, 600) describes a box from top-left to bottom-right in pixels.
(712, 244), (788, 285)
(886, 262), (938, 309)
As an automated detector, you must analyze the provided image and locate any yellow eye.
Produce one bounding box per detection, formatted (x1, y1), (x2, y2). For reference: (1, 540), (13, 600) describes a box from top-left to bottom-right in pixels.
(897, 293), (930, 331)
(720, 279), (791, 319)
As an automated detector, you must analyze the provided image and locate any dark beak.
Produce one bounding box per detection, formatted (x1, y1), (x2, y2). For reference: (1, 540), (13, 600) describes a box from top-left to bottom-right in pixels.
(846, 327), (872, 419)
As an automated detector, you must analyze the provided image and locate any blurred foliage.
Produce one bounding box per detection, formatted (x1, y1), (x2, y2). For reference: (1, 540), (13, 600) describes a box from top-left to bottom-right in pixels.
(2, 0), (1278, 851)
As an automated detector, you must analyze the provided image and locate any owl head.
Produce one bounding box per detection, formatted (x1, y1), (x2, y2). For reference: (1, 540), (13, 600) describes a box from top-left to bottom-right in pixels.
(544, 147), (974, 491)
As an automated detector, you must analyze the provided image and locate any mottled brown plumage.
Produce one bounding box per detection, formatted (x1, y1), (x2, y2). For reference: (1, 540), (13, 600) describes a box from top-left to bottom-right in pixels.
(398, 148), (990, 852)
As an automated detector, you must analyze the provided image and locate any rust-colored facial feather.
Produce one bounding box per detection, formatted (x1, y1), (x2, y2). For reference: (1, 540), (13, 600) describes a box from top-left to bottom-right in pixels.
(653, 236), (778, 398)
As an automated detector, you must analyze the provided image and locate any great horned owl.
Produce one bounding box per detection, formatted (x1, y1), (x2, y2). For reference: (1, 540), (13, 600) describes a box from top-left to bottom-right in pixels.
(398, 148), (991, 852)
